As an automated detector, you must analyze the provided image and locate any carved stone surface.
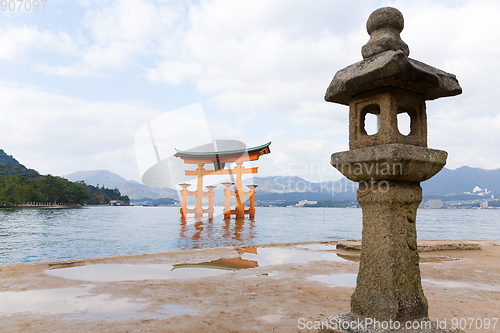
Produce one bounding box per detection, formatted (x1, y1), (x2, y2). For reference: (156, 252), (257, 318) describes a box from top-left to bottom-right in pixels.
(352, 181), (426, 321)
(347, 87), (427, 149)
(362, 7), (409, 59)
(331, 143), (447, 182)
(325, 7), (461, 106)
(325, 51), (462, 106)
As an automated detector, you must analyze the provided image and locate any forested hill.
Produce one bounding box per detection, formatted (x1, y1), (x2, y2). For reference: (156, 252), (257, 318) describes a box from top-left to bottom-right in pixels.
(0, 149), (40, 178)
(0, 149), (19, 165)
(0, 150), (129, 207)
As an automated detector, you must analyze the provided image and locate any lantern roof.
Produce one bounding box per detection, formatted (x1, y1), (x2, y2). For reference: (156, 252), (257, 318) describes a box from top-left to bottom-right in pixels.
(325, 7), (462, 105)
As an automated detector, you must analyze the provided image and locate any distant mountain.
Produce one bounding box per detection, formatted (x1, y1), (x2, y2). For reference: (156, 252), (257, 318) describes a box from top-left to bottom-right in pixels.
(0, 149), (20, 165)
(0, 149), (40, 177)
(131, 197), (178, 206)
(421, 166), (500, 196)
(177, 176), (358, 204)
(63, 170), (178, 200)
(254, 166), (500, 202)
(252, 176), (357, 201)
(62, 165), (500, 203)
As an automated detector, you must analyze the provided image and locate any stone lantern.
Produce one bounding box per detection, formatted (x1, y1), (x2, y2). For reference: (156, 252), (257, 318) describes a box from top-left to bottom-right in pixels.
(322, 7), (462, 330)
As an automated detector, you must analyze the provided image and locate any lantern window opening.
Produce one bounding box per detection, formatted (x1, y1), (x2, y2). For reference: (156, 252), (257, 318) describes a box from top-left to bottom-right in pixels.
(397, 106), (414, 137)
(361, 104), (381, 136)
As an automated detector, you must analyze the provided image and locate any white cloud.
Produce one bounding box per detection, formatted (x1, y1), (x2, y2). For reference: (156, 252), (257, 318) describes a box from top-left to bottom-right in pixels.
(0, 84), (162, 180)
(145, 60), (203, 84)
(429, 109), (500, 170)
(1, 0), (499, 184)
(181, 2), (368, 114)
(0, 26), (77, 62)
(33, 63), (105, 78)
(0, 0), (190, 77)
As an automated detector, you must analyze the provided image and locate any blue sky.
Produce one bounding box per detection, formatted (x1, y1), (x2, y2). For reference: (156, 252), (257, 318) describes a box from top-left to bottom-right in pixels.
(0, 0), (499, 184)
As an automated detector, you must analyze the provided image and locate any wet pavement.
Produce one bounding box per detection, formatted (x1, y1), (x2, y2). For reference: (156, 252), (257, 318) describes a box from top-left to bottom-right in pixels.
(0, 240), (498, 333)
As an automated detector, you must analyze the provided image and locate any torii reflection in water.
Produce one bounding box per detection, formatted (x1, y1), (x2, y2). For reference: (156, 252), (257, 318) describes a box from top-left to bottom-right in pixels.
(179, 216), (256, 250)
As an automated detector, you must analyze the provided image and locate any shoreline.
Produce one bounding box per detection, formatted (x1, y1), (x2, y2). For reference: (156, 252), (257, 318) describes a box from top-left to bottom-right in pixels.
(0, 203), (82, 209)
(0, 239), (486, 268)
(1, 239), (499, 332)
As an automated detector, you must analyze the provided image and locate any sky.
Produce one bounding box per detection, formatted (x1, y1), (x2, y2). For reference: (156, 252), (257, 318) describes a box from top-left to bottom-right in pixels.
(0, 0), (499, 185)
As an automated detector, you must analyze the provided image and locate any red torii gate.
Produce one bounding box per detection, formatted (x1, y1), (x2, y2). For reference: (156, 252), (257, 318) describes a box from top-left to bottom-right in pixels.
(174, 142), (271, 218)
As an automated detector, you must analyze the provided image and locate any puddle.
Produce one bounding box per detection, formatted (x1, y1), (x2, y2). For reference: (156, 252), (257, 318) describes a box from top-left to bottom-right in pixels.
(47, 263), (230, 282)
(0, 285), (143, 318)
(239, 247), (346, 267)
(422, 279), (500, 292)
(172, 257), (257, 271)
(308, 273), (357, 287)
(47, 247), (347, 282)
(0, 285), (199, 319)
(294, 244), (337, 251)
(170, 247), (346, 276)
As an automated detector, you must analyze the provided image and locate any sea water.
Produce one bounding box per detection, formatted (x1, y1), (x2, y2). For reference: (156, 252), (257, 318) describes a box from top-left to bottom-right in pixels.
(0, 206), (499, 266)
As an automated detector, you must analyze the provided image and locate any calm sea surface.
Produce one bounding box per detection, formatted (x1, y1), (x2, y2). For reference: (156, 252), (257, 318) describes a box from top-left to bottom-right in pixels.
(1, 206), (499, 266)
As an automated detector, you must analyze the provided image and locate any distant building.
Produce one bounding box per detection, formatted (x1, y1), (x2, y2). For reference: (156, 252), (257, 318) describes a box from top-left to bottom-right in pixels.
(465, 186), (490, 196)
(480, 200), (489, 209)
(296, 200), (318, 207)
(428, 199), (443, 209)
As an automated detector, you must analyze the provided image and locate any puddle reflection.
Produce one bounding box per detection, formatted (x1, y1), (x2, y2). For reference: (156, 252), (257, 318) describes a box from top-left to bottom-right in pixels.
(239, 247), (347, 266)
(308, 273), (358, 287)
(173, 250), (258, 271)
(0, 285), (199, 319)
(47, 263), (230, 282)
(156, 304), (198, 319)
(0, 285), (143, 318)
(48, 247), (348, 282)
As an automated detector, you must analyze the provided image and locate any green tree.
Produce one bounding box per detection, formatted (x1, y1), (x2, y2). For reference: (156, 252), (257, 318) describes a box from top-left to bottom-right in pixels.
(0, 176), (27, 207)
